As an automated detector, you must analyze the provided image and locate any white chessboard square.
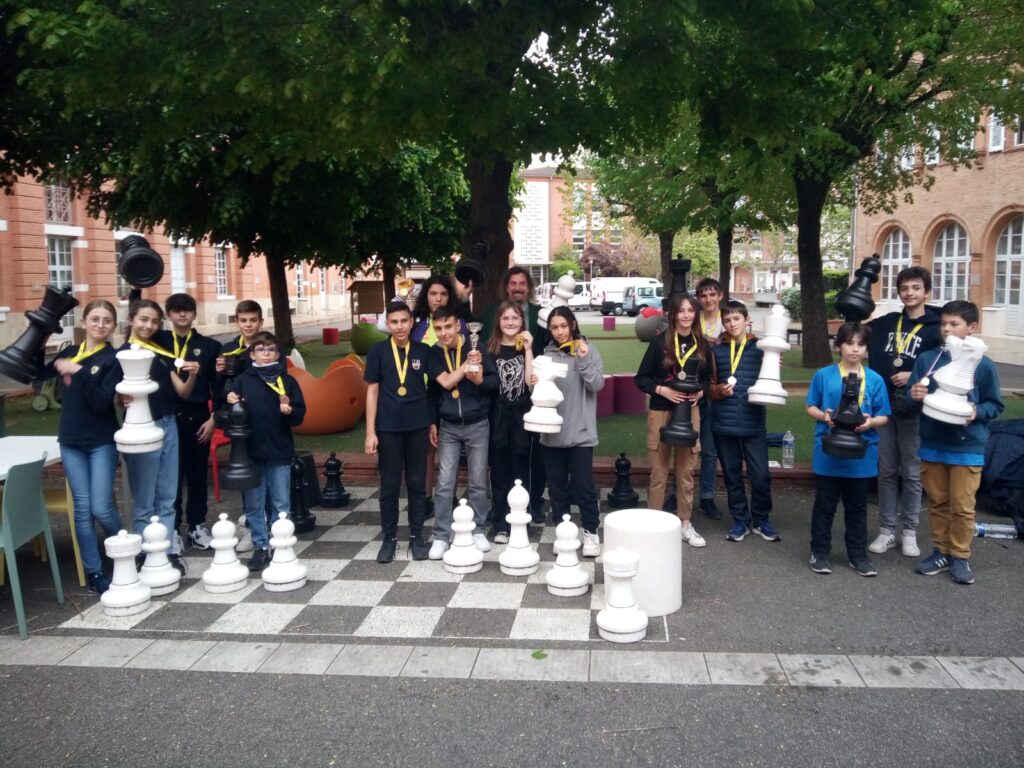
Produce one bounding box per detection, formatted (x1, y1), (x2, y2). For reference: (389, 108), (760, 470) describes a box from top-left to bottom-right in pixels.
(354, 606), (444, 638)
(448, 581), (527, 609)
(59, 600), (165, 631)
(316, 525), (380, 542)
(509, 608), (592, 641)
(172, 580), (261, 604)
(302, 559), (349, 581)
(312, 510), (349, 526)
(207, 603), (305, 634)
(309, 580), (393, 606)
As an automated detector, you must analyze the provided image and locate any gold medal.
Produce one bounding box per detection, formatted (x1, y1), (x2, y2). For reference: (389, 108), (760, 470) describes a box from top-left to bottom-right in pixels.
(397, 385), (407, 396)
(451, 389), (460, 399)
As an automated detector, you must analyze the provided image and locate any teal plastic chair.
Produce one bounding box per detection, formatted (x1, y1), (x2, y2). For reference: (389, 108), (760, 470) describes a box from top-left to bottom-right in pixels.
(0, 454), (65, 639)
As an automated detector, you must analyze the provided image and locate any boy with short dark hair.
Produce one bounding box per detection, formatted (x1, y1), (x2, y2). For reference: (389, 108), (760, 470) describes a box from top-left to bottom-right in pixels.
(225, 331), (306, 571)
(156, 293), (222, 551)
(867, 266), (942, 558)
(909, 300), (1004, 585)
(364, 300), (433, 563)
(427, 306), (497, 560)
(709, 300), (778, 542)
(693, 277), (724, 519)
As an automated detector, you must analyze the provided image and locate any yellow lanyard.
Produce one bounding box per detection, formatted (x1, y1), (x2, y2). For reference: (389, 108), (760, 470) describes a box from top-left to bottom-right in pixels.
(422, 323), (439, 347)
(264, 375), (286, 397)
(674, 333), (698, 370)
(223, 339), (248, 357)
(129, 337), (176, 360)
(729, 336), (748, 376)
(838, 363), (867, 407)
(70, 341), (107, 364)
(443, 336), (463, 373)
(391, 338), (409, 396)
(700, 312), (720, 338)
(558, 339), (579, 356)
(894, 315), (924, 355)
(172, 330), (193, 362)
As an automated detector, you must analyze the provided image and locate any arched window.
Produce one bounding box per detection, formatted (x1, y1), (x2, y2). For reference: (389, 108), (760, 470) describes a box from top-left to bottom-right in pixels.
(932, 222), (970, 301)
(880, 228), (911, 300)
(995, 215), (1023, 336)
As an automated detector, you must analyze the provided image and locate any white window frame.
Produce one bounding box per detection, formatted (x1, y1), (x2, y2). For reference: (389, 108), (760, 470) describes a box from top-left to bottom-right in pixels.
(214, 246), (229, 296)
(47, 236), (75, 328)
(899, 145), (916, 170)
(995, 215), (1023, 307)
(1015, 117), (1024, 147)
(932, 222), (971, 302)
(880, 228), (912, 301)
(44, 182), (72, 224)
(923, 129), (941, 166)
(295, 261), (306, 300)
(989, 112), (1005, 152)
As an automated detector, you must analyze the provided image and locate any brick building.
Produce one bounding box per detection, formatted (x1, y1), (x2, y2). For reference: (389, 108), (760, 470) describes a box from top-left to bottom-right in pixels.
(855, 114), (1024, 362)
(0, 176), (352, 349)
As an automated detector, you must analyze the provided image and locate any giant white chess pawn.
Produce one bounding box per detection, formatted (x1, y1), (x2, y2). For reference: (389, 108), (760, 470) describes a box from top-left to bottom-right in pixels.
(113, 345), (165, 453)
(596, 546), (648, 644)
(101, 529), (152, 617)
(444, 498), (484, 574)
(138, 515), (180, 596)
(202, 513), (250, 594)
(539, 271), (577, 329)
(524, 355), (569, 433)
(263, 513), (308, 592)
(747, 303), (791, 406)
(499, 480), (540, 576)
(922, 335), (989, 425)
(545, 514), (591, 597)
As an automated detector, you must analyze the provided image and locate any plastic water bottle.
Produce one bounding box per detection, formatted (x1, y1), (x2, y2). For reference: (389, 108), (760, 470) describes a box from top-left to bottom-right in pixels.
(975, 522), (1018, 539)
(782, 430), (795, 469)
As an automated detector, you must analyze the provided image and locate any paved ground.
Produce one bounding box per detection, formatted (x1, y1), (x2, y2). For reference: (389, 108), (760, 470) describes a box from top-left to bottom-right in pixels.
(2, 484), (1022, 766)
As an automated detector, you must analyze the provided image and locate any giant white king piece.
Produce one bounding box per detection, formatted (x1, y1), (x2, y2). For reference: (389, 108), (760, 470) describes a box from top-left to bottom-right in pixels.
(922, 335), (988, 425)
(747, 303), (791, 406)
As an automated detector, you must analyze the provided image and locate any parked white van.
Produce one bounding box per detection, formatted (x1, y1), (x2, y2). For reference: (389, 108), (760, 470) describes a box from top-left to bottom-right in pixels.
(537, 280), (591, 309)
(590, 277), (662, 315)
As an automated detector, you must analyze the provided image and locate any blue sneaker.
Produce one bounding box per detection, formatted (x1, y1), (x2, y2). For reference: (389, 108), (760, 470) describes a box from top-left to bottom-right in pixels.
(917, 549), (950, 576)
(726, 523), (749, 541)
(752, 521), (781, 542)
(950, 557), (975, 585)
(87, 571), (111, 594)
(809, 553), (832, 574)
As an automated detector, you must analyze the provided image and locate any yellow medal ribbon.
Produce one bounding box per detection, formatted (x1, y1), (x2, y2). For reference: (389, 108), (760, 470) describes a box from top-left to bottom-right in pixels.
(391, 338), (410, 396)
(894, 315), (924, 356)
(172, 329), (193, 362)
(222, 338), (248, 357)
(264, 375), (286, 397)
(69, 341), (107, 365)
(558, 339), (579, 356)
(674, 333), (698, 370)
(129, 337), (176, 360)
(729, 336), (748, 376)
(838, 362), (867, 407)
(444, 336), (463, 398)
(700, 312), (720, 338)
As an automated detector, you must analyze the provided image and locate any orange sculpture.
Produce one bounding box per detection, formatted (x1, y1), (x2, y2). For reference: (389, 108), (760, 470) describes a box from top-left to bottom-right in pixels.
(290, 357), (367, 435)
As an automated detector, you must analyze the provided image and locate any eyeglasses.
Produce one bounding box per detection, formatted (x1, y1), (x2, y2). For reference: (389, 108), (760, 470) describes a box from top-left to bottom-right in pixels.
(253, 345), (278, 354)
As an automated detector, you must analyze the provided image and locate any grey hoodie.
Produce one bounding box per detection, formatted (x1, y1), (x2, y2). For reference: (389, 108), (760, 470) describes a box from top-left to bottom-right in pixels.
(539, 340), (605, 449)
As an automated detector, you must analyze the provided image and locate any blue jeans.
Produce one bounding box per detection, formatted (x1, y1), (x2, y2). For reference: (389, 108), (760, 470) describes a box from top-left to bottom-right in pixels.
(124, 415), (179, 550)
(698, 399), (717, 499)
(242, 461), (290, 550)
(433, 420), (490, 542)
(62, 442), (122, 574)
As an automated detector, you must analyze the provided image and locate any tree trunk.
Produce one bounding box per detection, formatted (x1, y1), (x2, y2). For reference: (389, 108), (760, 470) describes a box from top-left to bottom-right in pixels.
(658, 230), (676, 287)
(717, 227), (733, 299)
(462, 153), (515, 311)
(794, 169), (833, 368)
(381, 257), (397, 303)
(265, 252), (295, 353)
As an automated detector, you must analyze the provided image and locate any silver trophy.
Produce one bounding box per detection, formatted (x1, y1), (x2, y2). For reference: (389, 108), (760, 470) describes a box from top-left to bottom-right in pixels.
(466, 322), (483, 372)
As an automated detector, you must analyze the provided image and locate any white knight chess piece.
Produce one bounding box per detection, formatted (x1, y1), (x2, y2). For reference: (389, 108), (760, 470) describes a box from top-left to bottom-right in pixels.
(539, 271), (577, 329)
(523, 355), (569, 433)
(923, 335), (988, 425)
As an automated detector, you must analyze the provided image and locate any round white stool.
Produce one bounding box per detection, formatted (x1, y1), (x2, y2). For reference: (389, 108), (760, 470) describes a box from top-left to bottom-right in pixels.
(603, 509), (682, 617)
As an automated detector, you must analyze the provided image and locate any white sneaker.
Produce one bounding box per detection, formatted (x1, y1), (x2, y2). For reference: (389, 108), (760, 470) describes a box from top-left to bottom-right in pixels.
(901, 530), (921, 557)
(428, 539), (449, 560)
(188, 524), (213, 550)
(681, 523), (706, 548)
(236, 528), (253, 554)
(171, 531), (185, 556)
(493, 531), (510, 545)
(868, 531), (897, 554)
(581, 531), (601, 558)
(473, 533), (492, 552)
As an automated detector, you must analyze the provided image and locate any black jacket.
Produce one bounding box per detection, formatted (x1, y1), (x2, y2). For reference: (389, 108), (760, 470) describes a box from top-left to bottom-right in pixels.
(428, 343), (497, 424)
(40, 343), (122, 448)
(154, 329), (222, 409)
(634, 332), (711, 411)
(228, 365), (306, 463)
(867, 305), (942, 410)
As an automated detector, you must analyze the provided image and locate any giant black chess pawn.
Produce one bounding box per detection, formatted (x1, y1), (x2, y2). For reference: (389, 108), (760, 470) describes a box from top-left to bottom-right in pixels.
(289, 454), (317, 534)
(219, 399), (262, 490)
(835, 256), (881, 322)
(822, 372), (869, 459)
(607, 452), (640, 509)
(320, 451), (350, 508)
(660, 373), (702, 447)
(667, 254), (693, 301)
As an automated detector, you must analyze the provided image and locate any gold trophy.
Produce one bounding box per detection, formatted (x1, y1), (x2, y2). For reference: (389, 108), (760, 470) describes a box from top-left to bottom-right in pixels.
(466, 322), (483, 373)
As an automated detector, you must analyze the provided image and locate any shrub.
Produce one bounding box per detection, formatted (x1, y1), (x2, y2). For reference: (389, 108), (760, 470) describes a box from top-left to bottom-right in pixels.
(779, 286), (801, 321)
(822, 269), (849, 292)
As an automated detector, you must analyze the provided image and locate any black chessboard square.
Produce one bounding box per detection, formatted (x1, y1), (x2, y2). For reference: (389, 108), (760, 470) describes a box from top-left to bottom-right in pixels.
(299, 541), (370, 559)
(135, 602), (233, 631)
(432, 608), (517, 639)
(282, 605), (371, 634)
(379, 582), (459, 607)
(335, 559), (407, 580)
(336, 510), (381, 526)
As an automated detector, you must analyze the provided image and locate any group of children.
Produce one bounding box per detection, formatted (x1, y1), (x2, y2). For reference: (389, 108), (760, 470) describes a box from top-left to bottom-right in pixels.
(45, 296), (305, 593)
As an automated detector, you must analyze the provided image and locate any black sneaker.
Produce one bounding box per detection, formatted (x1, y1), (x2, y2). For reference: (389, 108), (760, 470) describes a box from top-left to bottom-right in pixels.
(135, 553), (145, 571)
(86, 571), (111, 595)
(168, 554), (188, 577)
(700, 498), (722, 520)
(809, 553), (832, 574)
(247, 548), (271, 572)
(409, 536), (429, 561)
(377, 538), (398, 564)
(424, 499), (435, 520)
(849, 558), (878, 577)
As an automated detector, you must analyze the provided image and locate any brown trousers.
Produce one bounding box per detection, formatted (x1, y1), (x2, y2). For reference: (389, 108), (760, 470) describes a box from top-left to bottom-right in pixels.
(646, 408), (700, 521)
(920, 461), (982, 559)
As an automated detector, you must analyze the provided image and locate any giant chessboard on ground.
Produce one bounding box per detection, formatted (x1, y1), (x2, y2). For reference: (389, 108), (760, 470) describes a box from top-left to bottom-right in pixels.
(59, 487), (670, 643)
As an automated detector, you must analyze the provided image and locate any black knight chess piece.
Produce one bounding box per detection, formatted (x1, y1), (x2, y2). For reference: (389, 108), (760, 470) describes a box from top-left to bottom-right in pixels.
(607, 452), (640, 509)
